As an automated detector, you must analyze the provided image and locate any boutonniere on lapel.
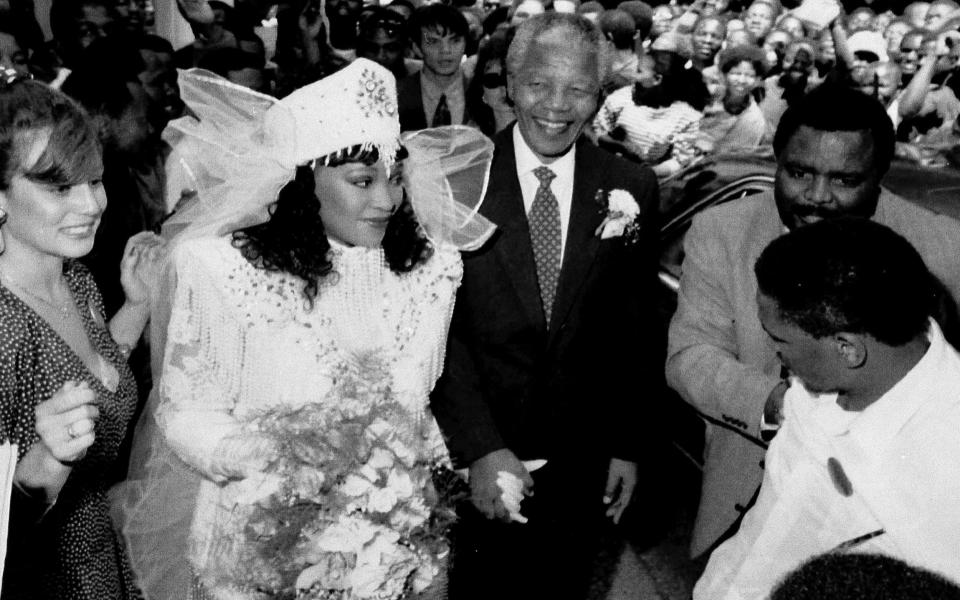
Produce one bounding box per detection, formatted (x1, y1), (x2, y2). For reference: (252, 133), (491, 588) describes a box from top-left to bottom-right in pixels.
(594, 189), (641, 242)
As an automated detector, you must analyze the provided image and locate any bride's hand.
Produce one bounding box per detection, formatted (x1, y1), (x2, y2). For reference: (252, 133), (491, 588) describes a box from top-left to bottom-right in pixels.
(468, 448), (533, 522)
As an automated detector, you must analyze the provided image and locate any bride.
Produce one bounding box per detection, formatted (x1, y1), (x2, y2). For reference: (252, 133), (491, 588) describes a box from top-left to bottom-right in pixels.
(115, 59), (494, 600)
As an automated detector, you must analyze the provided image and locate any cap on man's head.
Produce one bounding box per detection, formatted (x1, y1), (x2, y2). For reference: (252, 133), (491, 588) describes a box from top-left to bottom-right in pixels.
(847, 30), (889, 62)
(773, 82), (895, 175)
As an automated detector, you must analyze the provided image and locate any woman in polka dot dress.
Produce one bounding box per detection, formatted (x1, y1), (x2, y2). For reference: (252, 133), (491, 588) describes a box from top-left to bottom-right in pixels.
(0, 75), (164, 598)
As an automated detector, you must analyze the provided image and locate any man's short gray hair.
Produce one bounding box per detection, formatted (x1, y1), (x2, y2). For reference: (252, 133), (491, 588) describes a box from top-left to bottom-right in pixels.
(506, 12), (611, 83)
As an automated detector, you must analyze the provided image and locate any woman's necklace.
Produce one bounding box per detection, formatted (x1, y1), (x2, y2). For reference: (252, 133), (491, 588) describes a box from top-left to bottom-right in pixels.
(0, 269), (74, 321)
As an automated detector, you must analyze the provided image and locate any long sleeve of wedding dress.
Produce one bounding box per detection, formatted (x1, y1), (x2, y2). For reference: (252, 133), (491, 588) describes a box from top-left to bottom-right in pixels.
(155, 241), (276, 483)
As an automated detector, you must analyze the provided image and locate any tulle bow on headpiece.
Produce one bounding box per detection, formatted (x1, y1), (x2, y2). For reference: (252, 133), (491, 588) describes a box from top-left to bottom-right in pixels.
(163, 61), (494, 251)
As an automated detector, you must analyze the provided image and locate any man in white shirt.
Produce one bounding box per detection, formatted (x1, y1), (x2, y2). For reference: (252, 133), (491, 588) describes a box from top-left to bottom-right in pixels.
(695, 217), (960, 599)
(666, 83), (960, 558)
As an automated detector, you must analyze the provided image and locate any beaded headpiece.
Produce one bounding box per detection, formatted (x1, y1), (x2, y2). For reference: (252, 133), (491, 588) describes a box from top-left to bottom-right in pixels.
(266, 58), (401, 170)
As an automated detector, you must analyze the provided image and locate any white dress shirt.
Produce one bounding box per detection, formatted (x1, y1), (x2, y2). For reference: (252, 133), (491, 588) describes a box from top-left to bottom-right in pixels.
(421, 70), (466, 126)
(694, 319), (960, 600)
(512, 124), (576, 263)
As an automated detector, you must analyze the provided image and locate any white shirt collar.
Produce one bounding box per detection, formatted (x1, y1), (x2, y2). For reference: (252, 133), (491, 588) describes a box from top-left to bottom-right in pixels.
(512, 123), (576, 179)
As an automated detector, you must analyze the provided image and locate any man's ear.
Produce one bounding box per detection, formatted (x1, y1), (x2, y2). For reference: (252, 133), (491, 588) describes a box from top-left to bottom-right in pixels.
(505, 74), (515, 107)
(833, 333), (867, 369)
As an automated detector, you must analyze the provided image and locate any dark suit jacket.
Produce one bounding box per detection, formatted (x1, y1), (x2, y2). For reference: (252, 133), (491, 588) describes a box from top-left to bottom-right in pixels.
(430, 130), (662, 469)
(397, 72), (472, 132)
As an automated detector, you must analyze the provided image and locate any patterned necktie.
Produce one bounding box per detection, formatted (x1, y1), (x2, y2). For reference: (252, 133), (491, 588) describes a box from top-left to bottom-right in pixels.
(530, 166), (561, 324)
(432, 93), (451, 126)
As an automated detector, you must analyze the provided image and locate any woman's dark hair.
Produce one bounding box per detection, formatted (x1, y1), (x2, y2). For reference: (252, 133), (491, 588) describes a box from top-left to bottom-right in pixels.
(466, 28), (514, 136)
(0, 77), (102, 190)
(718, 43), (767, 77)
(717, 44), (767, 102)
(633, 49), (709, 111)
(232, 145), (431, 305)
(61, 35), (145, 121)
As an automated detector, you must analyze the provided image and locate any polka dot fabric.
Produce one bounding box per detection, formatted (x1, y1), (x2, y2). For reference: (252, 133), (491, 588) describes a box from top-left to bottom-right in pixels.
(0, 261), (141, 600)
(530, 166), (561, 324)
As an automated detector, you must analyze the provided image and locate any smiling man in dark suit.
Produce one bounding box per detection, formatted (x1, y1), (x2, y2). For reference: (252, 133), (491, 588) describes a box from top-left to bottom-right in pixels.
(430, 12), (660, 600)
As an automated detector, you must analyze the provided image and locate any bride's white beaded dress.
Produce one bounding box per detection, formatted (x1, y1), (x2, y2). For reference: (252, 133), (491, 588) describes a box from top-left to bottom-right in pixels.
(156, 235), (462, 599)
(116, 61), (494, 600)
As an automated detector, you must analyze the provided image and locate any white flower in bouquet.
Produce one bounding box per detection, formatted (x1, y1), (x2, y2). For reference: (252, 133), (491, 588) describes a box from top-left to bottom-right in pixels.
(384, 436), (417, 468)
(367, 486), (399, 513)
(232, 472), (283, 504)
(342, 473), (376, 498)
(294, 551), (353, 592)
(410, 562), (438, 594)
(388, 496), (430, 530)
(289, 467), (326, 498)
(367, 447), (396, 470)
(386, 470), (414, 500)
(351, 530), (413, 599)
(313, 516), (378, 553)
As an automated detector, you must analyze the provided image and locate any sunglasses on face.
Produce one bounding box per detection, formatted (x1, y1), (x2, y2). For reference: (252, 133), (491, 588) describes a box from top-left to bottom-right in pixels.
(482, 71), (506, 88)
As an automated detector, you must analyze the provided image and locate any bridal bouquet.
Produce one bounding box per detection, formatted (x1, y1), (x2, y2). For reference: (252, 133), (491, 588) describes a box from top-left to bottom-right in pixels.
(227, 352), (464, 599)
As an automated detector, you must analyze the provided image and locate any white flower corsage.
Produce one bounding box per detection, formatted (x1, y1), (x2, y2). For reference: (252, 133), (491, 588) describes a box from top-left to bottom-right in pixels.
(594, 188), (641, 242)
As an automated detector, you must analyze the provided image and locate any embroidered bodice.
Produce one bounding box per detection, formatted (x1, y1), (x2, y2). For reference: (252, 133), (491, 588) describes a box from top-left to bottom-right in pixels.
(153, 236), (462, 598)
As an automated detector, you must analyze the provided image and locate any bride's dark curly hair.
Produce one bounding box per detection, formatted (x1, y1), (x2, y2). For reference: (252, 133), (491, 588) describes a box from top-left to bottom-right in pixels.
(232, 145), (433, 305)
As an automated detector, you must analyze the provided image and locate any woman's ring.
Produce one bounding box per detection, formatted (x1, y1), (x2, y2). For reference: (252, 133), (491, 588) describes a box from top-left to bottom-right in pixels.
(68, 422), (80, 439)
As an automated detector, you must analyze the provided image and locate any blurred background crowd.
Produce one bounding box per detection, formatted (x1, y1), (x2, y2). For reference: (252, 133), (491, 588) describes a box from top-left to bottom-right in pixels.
(6, 0), (960, 334)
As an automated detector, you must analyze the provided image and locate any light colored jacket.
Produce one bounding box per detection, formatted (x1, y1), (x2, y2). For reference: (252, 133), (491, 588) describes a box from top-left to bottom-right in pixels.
(666, 189), (960, 556)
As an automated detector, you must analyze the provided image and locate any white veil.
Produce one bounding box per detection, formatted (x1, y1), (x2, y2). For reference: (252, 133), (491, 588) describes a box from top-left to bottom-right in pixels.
(113, 70), (496, 600)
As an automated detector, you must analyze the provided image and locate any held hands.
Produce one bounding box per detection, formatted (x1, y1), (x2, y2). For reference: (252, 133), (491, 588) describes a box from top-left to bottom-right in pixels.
(299, 0), (325, 41)
(35, 381), (99, 467)
(120, 232), (167, 307)
(468, 448), (533, 522)
(603, 458), (637, 524)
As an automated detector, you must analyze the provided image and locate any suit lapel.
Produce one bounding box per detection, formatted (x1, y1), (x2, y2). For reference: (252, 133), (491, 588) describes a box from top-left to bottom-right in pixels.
(486, 132), (548, 331)
(548, 139), (604, 338)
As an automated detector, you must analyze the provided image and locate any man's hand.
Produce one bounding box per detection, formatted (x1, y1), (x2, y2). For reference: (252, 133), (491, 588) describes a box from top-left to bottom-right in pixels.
(603, 458), (637, 524)
(763, 380), (789, 427)
(468, 449), (533, 521)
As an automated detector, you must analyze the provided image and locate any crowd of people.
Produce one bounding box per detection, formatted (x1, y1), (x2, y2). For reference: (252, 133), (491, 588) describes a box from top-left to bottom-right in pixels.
(2, 0), (960, 598)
